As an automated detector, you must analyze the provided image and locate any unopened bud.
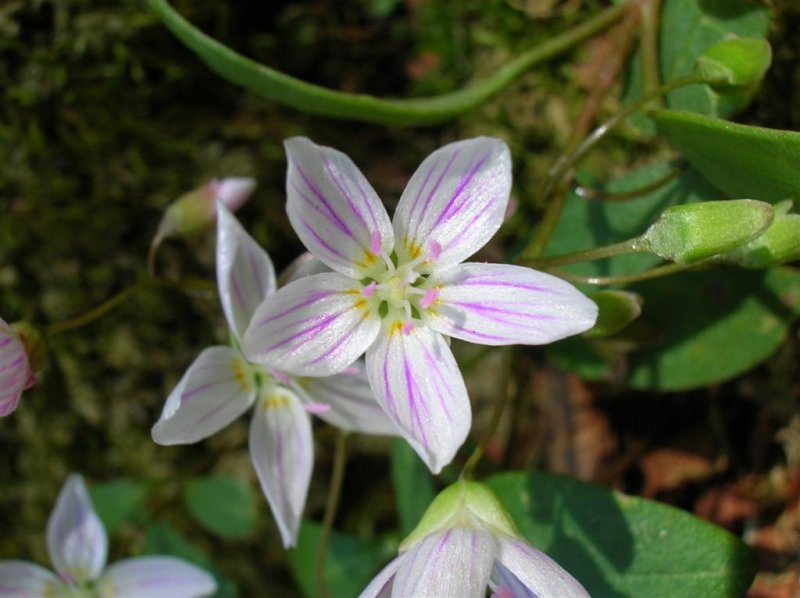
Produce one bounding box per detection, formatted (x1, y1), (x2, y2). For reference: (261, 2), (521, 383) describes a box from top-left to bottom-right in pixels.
(585, 290), (643, 338)
(637, 199), (774, 264)
(1, 318), (38, 416)
(717, 200), (800, 268)
(696, 38), (772, 92)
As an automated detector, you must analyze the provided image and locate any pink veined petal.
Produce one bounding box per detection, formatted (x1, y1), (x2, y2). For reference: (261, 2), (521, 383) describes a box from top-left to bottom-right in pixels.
(427, 263), (598, 346)
(216, 202), (277, 341)
(249, 387), (314, 548)
(358, 552), (409, 598)
(393, 528), (498, 598)
(284, 137), (394, 278)
(0, 318), (34, 417)
(46, 475), (108, 583)
(151, 346), (257, 445)
(0, 561), (65, 597)
(291, 361), (400, 436)
(494, 537), (589, 598)
(365, 325), (470, 474)
(98, 557), (217, 598)
(393, 137), (512, 268)
(242, 273), (380, 377)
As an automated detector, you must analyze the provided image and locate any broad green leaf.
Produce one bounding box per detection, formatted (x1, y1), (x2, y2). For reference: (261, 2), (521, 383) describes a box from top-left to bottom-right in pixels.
(654, 109), (800, 202)
(144, 521), (238, 598)
(184, 476), (257, 539)
(287, 522), (395, 598)
(391, 439), (436, 535)
(89, 479), (148, 533)
(487, 471), (756, 597)
(146, 0), (626, 125)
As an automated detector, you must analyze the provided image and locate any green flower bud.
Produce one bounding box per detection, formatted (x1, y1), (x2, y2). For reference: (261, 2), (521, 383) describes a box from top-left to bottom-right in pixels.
(10, 321), (48, 373)
(696, 37), (772, 92)
(637, 199), (774, 264)
(584, 290), (643, 338)
(717, 200), (800, 268)
(400, 481), (518, 552)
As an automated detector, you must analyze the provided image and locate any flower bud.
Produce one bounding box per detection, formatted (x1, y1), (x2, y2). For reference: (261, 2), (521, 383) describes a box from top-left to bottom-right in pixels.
(0, 318), (38, 416)
(716, 200), (800, 268)
(696, 38), (772, 92)
(584, 290), (643, 338)
(400, 480), (519, 551)
(637, 199), (774, 264)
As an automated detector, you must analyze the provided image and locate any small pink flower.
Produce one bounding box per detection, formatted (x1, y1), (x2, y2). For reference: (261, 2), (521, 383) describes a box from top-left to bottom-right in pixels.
(0, 317), (36, 417)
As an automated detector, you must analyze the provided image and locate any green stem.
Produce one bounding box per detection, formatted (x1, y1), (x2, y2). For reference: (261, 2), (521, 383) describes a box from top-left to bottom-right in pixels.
(147, 0), (627, 126)
(552, 259), (708, 286)
(524, 238), (642, 269)
(44, 278), (214, 337)
(639, 0), (663, 102)
(315, 431), (348, 598)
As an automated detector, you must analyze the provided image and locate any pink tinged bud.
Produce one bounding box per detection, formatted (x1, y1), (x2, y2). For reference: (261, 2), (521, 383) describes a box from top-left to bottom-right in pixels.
(428, 240), (442, 260)
(303, 401), (331, 415)
(401, 321), (415, 336)
(213, 177), (257, 213)
(362, 281), (378, 298)
(420, 288), (440, 309)
(370, 231), (383, 255)
(0, 318), (37, 417)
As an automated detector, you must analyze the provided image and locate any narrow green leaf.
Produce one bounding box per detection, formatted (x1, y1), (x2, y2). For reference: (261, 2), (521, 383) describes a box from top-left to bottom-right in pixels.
(391, 439), (436, 535)
(89, 479), (149, 534)
(146, 0), (626, 126)
(184, 476), (257, 539)
(487, 471), (756, 597)
(654, 109), (800, 202)
(287, 522), (395, 598)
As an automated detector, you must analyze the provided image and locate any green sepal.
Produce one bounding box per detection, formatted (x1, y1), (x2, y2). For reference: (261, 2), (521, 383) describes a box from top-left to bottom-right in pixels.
(584, 291), (643, 338)
(696, 37), (771, 92)
(717, 200), (800, 268)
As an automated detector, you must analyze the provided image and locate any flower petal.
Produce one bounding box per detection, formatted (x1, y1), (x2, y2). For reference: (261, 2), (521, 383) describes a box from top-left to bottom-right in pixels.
(285, 137), (394, 278)
(242, 273), (380, 377)
(99, 557), (216, 598)
(293, 361), (400, 436)
(427, 263), (598, 346)
(249, 387), (313, 548)
(281, 252), (332, 285)
(0, 561), (64, 597)
(151, 346), (257, 445)
(393, 528), (497, 598)
(46, 474), (107, 583)
(214, 177), (256, 213)
(0, 318), (34, 417)
(358, 552), (408, 598)
(494, 537), (589, 598)
(393, 137), (511, 267)
(216, 202), (277, 340)
(365, 325), (470, 474)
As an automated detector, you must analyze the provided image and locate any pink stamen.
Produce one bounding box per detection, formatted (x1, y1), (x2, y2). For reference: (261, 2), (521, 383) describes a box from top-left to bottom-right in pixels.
(363, 281), (378, 297)
(341, 366), (360, 376)
(428, 240), (442, 260)
(370, 231), (382, 254)
(401, 321), (414, 336)
(270, 369), (291, 385)
(304, 402), (331, 414)
(420, 288), (440, 309)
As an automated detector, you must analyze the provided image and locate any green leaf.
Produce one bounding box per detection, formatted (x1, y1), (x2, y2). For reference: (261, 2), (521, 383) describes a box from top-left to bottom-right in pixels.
(89, 479), (149, 534)
(287, 522), (395, 598)
(146, 0), (627, 125)
(391, 439), (436, 535)
(654, 109), (800, 202)
(487, 471), (756, 597)
(144, 522), (239, 598)
(184, 476), (257, 539)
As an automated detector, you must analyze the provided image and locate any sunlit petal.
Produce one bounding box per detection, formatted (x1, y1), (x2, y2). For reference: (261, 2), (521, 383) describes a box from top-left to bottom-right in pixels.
(242, 273), (380, 377)
(99, 556), (216, 598)
(494, 537), (589, 598)
(285, 137), (394, 278)
(151, 346), (257, 445)
(46, 475), (107, 583)
(393, 528), (497, 598)
(427, 263), (598, 345)
(365, 325), (470, 474)
(0, 318), (34, 417)
(249, 387), (313, 548)
(216, 202), (277, 340)
(358, 552), (408, 598)
(293, 361), (400, 436)
(393, 137), (511, 267)
(0, 561), (64, 597)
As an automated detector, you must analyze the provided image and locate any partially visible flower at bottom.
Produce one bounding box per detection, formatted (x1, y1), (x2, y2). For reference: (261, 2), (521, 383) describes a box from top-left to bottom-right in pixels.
(0, 475), (216, 598)
(360, 481), (588, 598)
(0, 317), (37, 417)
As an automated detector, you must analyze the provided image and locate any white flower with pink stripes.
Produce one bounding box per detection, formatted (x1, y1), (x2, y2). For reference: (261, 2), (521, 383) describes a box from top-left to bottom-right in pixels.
(242, 137), (597, 473)
(151, 203), (397, 548)
(0, 317), (36, 417)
